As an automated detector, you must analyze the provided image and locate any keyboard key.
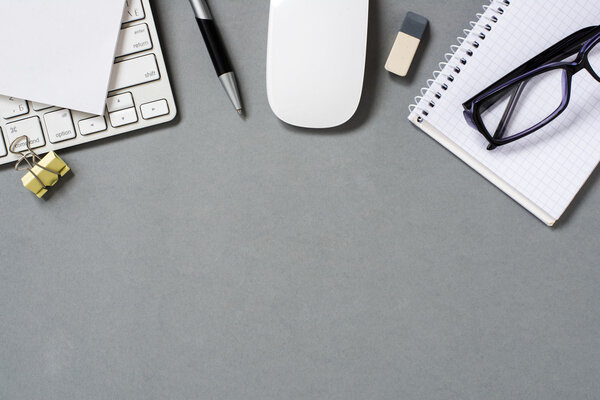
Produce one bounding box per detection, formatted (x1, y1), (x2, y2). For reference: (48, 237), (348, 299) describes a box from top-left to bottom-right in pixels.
(31, 101), (53, 111)
(122, 0), (145, 23)
(0, 0), (175, 168)
(44, 109), (76, 143)
(0, 96), (29, 119)
(6, 116), (45, 151)
(106, 92), (134, 112)
(79, 116), (107, 135)
(116, 23), (152, 58)
(108, 54), (160, 92)
(109, 107), (138, 127)
(141, 99), (169, 120)
(0, 129), (7, 157)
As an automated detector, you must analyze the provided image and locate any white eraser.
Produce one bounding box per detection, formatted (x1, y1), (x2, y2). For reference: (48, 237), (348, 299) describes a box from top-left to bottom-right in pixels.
(385, 12), (429, 77)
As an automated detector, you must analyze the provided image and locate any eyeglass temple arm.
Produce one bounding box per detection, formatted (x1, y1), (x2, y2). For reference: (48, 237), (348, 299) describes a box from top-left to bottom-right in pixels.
(486, 80), (528, 150)
(496, 26), (598, 86)
(465, 25), (600, 109)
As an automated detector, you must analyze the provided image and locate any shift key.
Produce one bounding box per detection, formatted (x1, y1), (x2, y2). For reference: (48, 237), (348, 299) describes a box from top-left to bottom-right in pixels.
(108, 54), (160, 92)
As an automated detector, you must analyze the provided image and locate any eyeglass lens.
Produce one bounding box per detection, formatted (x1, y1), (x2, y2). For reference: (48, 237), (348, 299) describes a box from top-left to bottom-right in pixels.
(479, 68), (566, 142)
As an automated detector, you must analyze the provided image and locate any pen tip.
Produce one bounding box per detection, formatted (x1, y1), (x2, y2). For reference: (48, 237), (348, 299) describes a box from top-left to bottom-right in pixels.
(237, 109), (243, 116)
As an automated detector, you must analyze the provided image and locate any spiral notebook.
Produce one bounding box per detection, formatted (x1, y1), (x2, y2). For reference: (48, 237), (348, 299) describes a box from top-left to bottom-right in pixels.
(409, 0), (600, 226)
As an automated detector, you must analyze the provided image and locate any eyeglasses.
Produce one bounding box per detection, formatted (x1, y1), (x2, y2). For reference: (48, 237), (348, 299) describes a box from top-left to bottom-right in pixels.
(463, 25), (600, 150)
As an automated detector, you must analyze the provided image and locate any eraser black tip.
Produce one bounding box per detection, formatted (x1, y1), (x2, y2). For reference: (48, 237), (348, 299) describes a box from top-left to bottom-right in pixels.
(401, 12), (429, 40)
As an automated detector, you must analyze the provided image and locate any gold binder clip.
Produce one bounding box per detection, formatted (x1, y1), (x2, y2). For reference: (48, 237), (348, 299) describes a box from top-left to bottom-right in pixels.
(10, 135), (71, 198)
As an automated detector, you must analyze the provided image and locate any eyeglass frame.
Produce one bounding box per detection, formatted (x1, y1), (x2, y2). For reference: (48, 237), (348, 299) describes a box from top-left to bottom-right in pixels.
(462, 25), (600, 150)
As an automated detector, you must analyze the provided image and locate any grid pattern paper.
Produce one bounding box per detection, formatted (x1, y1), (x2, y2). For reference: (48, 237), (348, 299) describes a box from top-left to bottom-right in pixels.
(409, 0), (600, 222)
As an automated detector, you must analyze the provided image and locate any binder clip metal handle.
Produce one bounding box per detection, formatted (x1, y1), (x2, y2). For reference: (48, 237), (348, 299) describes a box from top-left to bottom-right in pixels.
(10, 135), (71, 198)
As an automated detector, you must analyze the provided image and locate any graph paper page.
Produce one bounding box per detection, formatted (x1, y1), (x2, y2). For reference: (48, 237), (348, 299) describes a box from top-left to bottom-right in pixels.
(410, 0), (600, 221)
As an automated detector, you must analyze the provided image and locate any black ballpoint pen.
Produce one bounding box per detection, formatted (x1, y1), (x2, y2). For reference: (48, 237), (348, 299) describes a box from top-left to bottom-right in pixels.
(189, 0), (244, 115)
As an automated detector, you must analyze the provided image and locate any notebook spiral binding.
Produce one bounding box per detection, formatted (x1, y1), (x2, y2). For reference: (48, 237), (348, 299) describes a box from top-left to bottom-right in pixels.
(408, 0), (511, 123)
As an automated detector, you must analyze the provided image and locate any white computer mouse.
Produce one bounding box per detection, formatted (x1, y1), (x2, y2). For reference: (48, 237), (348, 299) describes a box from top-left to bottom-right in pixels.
(266, 0), (369, 129)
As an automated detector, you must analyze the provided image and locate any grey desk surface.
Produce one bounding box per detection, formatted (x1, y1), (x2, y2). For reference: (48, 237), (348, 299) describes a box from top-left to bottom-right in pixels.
(1, 1), (599, 399)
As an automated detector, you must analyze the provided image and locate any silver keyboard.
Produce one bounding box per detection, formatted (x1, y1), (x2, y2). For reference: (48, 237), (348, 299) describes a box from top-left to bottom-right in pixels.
(0, 0), (177, 166)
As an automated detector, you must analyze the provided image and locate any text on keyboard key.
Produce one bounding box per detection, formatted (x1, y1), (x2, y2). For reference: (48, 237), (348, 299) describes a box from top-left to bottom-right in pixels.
(44, 109), (76, 143)
(108, 54), (160, 92)
(0, 96), (29, 119)
(0, 129), (7, 157)
(122, 0), (145, 24)
(141, 99), (169, 120)
(6, 117), (45, 151)
(106, 92), (134, 113)
(109, 107), (138, 127)
(116, 23), (152, 58)
(79, 116), (107, 136)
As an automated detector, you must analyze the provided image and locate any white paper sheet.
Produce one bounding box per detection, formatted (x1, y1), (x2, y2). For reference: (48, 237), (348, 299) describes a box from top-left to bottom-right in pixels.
(0, 0), (126, 115)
